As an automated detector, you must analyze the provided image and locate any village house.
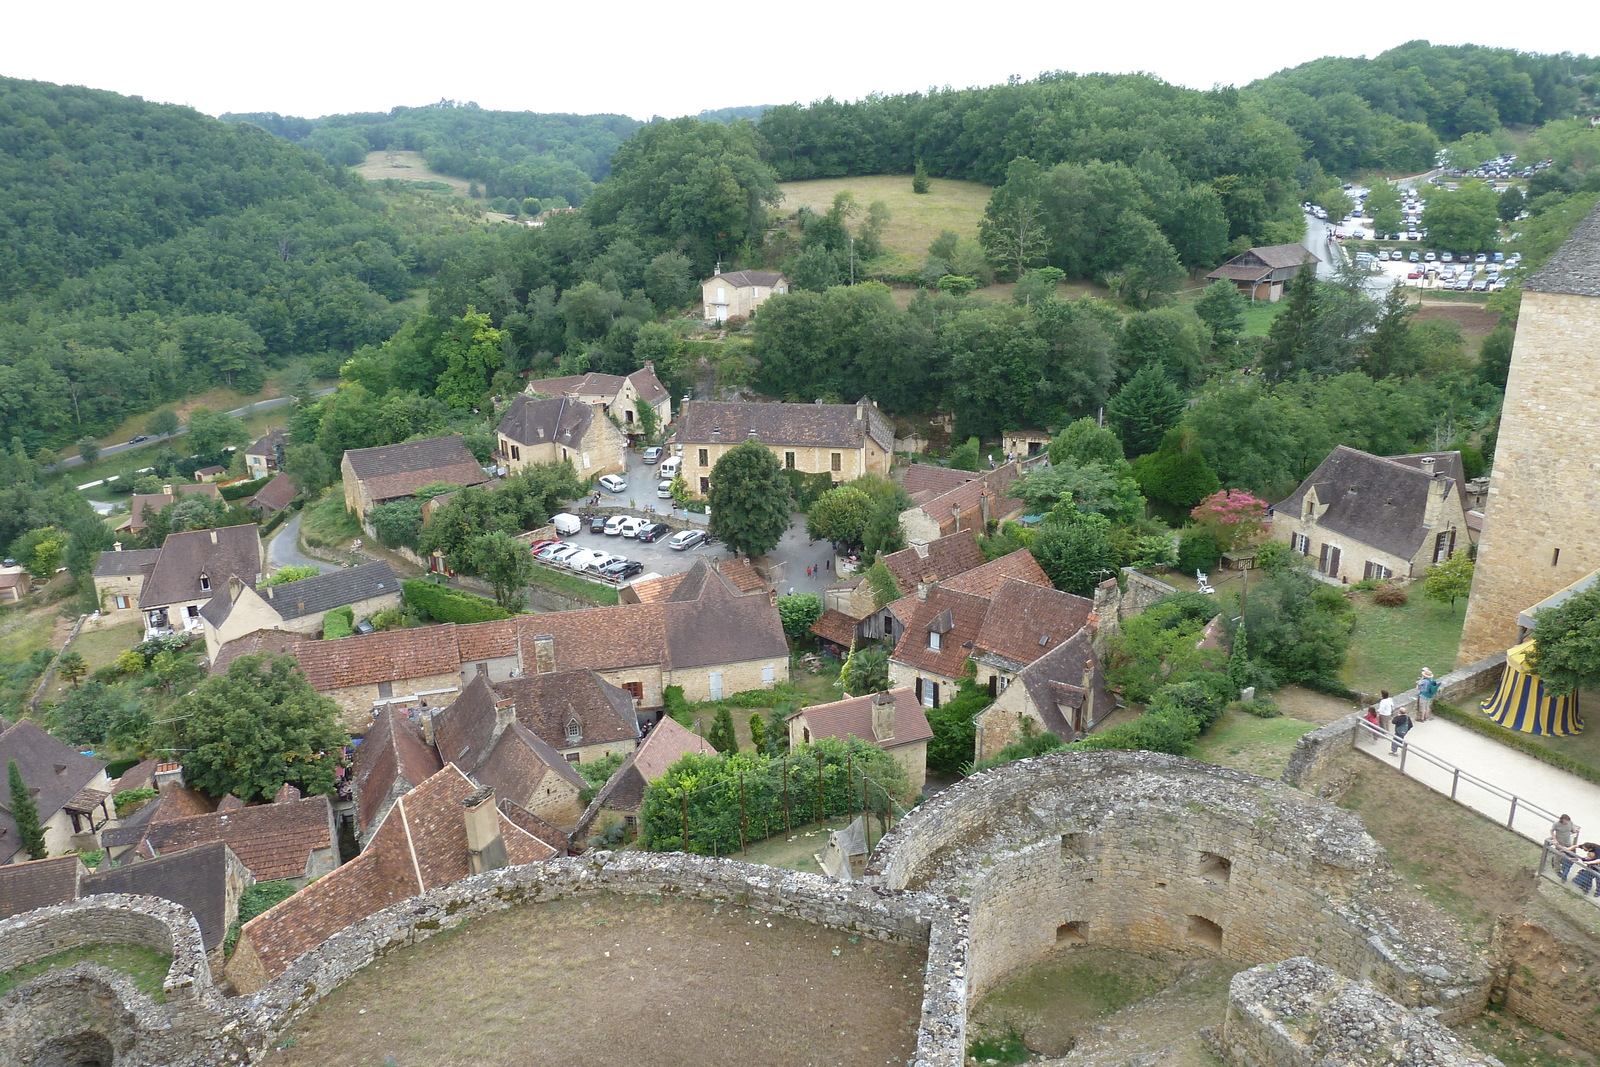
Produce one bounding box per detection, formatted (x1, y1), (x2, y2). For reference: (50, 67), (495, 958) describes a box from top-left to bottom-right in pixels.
(290, 624), (470, 731)
(244, 429), (288, 481)
(572, 715), (718, 841)
(786, 688), (933, 793)
(128, 783), (339, 886)
(1205, 244), (1320, 302)
(227, 769), (555, 994)
(0, 564), (31, 603)
(100, 770), (216, 863)
(495, 393), (626, 482)
(199, 561), (400, 661)
(340, 434), (490, 522)
(701, 270), (788, 323)
(113, 524), (264, 639)
(1270, 447), (1470, 584)
(898, 461), (1026, 552)
(91, 544), (162, 618)
(0, 720), (114, 864)
(522, 363), (672, 440)
(676, 398), (893, 498)
(246, 472), (298, 516)
(973, 626), (1114, 762)
(349, 707), (442, 845)
(116, 482), (222, 535)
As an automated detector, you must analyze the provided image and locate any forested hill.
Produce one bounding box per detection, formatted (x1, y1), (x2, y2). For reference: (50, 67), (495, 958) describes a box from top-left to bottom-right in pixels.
(1244, 41), (1600, 174)
(0, 77), (476, 452)
(221, 101), (640, 206)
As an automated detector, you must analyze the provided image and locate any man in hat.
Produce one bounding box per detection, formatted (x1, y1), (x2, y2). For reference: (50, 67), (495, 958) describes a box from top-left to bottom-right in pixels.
(1416, 667), (1439, 722)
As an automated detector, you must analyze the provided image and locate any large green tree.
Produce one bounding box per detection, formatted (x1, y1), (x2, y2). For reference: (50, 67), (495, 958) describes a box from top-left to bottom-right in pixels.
(1421, 180), (1502, 252)
(1031, 519), (1120, 597)
(469, 530), (536, 610)
(707, 441), (792, 558)
(8, 758), (48, 860)
(1108, 365), (1185, 458)
(1529, 584), (1600, 696)
(805, 486), (873, 548)
(166, 653), (348, 801)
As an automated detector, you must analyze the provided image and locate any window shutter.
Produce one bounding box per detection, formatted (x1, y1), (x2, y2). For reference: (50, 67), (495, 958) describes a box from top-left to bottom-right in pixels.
(932, 682), (941, 708)
(914, 678), (923, 701)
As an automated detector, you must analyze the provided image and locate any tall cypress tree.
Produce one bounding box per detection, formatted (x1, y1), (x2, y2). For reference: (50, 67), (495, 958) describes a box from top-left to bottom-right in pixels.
(8, 758), (48, 861)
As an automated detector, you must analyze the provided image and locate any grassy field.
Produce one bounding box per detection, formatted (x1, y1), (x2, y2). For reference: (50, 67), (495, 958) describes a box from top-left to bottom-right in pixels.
(300, 486), (361, 549)
(1340, 590), (1466, 696)
(354, 149), (474, 197)
(40, 621), (143, 703)
(1238, 299), (1287, 337)
(1187, 708), (1318, 779)
(0, 607), (59, 663)
(777, 175), (992, 271)
(0, 944), (170, 1000)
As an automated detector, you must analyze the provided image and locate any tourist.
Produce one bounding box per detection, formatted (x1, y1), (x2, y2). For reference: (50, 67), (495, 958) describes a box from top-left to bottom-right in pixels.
(1574, 842), (1600, 896)
(1550, 815), (1581, 882)
(1415, 668), (1439, 722)
(1389, 708), (1413, 755)
(1361, 706), (1381, 744)
(1375, 690), (1396, 733)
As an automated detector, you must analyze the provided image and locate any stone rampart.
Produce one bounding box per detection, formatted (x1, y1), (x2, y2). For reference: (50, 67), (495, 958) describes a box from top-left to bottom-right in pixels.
(1281, 713), (1362, 790)
(867, 750), (1489, 1020)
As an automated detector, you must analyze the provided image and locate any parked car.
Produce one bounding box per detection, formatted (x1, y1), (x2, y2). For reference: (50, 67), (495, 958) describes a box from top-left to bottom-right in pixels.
(589, 514), (607, 533)
(605, 515), (632, 536)
(599, 560), (644, 582)
(527, 538), (562, 554)
(618, 516), (648, 538)
(1475, 253), (1488, 264)
(583, 552), (626, 572)
(546, 545), (584, 565)
(597, 474), (628, 494)
(659, 456), (681, 479)
(657, 479), (674, 499)
(668, 529), (707, 551)
(642, 446), (663, 464)
(563, 549), (608, 572)
(1408, 251), (1420, 263)
(636, 522), (670, 543)
(534, 541), (570, 561)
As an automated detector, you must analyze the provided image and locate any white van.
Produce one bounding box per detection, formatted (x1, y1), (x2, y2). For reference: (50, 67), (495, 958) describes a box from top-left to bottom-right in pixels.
(658, 456), (681, 479)
(657, 479), (673, 500)
(551, 513), (582, 536)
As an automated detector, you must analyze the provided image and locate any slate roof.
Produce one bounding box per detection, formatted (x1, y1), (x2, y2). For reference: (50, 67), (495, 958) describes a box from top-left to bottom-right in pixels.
(139, 524), (262, 609)
(972, 578), (1094, 670)
(134, 794), (335, 882)
(1387, 451), (1468, 510)
(1273, 445), (1460, 560)
(249, 473), (298, 513)
(789, 688), (932, 751)
(235, 765), (554, 981)
(210, 629), (308, 676)
(93, 547), (161, 578)
(882, 530), (986, 593)
(496, 798), (570, 854)
(663, 574), (789, 668)
(887, 586), (992, 680)
(473, 720), (588, 814)
(943, 549), (1051, 599)
(463, 670), (641, 751)
(352, 707), (442, 835)
(1527, 199), (1600, 297)
(663, 558), (766, 603)
(574, 715), (717, 837)
(496, 394), (597, 449)
(0, 720), (106, 857)
(710, 270), (787, 288)
(0, 856), (83, 919)
(1205, 244), (1319, 282)
(82, 840), (239, 950)
(627, 365), (670, 406)
(246, 428), (288, 459)
(124, 483), (222, 531)
(292, 624), (463, 692)
(343, 435), (489, 503)
(1012, 627), (1113, 742)
(257, 561), (397, 621)
(677, 398), (893, 453)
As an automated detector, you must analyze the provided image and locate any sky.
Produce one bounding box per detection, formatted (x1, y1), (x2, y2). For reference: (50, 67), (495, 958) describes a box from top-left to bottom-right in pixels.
(4, 2), (1596, 121)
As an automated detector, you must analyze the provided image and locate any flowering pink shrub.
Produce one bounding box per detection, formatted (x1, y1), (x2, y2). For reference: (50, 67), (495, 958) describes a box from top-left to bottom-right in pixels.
(1189, 489), (1268, 553)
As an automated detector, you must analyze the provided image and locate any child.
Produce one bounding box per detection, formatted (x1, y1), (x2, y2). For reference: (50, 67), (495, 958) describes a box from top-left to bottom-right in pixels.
(1362, 706), (1381, 744)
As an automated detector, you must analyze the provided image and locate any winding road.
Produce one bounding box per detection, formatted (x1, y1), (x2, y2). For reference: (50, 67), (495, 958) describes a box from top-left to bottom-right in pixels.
(266, 512), (336, 574)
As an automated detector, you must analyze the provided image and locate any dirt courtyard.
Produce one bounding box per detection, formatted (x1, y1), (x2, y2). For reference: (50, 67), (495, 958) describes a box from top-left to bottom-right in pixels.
(264, 892), (925, 1067)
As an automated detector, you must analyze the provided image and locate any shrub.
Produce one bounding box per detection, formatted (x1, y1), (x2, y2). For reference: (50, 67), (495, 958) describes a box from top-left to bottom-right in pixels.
(113, 787), (159, 816)
(368, 608), (405, 631)
(1235, 696), (1282, 718)
(401, 579), (513, 624)
(1372, 583), (1409, 607)
(219, 477), (269, 502)
(322, 605), (354, 640)
(1175, 530), (1222, 574)
(664, 685), (691, 726)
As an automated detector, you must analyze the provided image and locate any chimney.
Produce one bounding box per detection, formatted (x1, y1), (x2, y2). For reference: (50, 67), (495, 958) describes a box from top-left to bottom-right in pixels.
(162, 484), (174, 495)
(463, 786), (509, 875)
(870, 691), (896, 742)
(1421, 456), (1436, 478)
(980, 488), (993, 527)
(493, 695), (516, 738)
(532, 634), (556, 675)
(951, 503), (962, 532)
(917, 581), (932, 602)
(209, 529), (218, 545)
(113, 542), (123, 553)
(153, 762), (185, 790)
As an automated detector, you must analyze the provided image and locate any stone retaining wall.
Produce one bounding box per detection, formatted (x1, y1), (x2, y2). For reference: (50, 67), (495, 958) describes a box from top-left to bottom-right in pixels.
(1281, 713), (1362, 790)
(1491, 892), (1600, 1056)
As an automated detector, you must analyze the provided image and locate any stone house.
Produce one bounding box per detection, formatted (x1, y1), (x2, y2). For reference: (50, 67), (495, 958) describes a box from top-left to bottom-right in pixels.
(246, 472), (298, 516)
(701, 270), (788, 323)
(572, 715), (718, 840)
(495, 393), (626, 482)
(522, 363), (672, 440)
(898, 462), (1026, 552)
(973, 626), (1113, 762)
(0, 565), (31, 603)
(91, 545), (162, 618)
(93, 524), (264, 638)
(1205, 244), (1319, 302)
(130, 786), (339, 886)
(199, 561), (400, 662)
(116, 482), (222, 535)
(1271, 447), (1470, 585)
(1001, 429), (1052, 460)
(291, 624), (471, 732)
(676, 398), (893, 498)
(0, 720), (114, 864)
(227, 768), (555, 993)
(785, 688), (932, 793)
(349, 707), (443, 844)
(340, 434), (490, 522)
(244, 428), (288, 481)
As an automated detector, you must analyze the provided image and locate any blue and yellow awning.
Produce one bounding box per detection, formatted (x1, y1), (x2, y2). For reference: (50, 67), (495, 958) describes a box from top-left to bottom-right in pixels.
(1481, 641), (1583, 736)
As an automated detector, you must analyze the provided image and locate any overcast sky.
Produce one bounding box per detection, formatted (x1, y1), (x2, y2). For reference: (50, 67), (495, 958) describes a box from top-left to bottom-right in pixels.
(4, 2), (1595, 121)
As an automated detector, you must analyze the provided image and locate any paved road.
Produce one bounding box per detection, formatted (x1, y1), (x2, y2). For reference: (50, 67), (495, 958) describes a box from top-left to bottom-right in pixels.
(1301, 211), (1397, 298)
(266, 512), (336, 574)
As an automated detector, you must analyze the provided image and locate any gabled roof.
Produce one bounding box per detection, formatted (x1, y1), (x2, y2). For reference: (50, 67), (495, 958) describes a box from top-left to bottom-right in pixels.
(943, 548), (1051, 599)
(677, 398), (893, 453)
(525, 371), (625, 398)
(246, 428), (289, 459)
(663, 575), (789, 669)
(0, 720), (106, 856)
(496, 797), (570, 854)
(900, 464), (978, 503)
(887, 586), (991, 679)
(235, 765), (554, 981)
(496, 394), (597, 449)
(628, 571), (688, 603)
(574, 715), (717, 835)
(292, 624), (463, 692)
(972, 578), (1094, 670)
(1527, 199), (1600, 297)
(472, 720), (588, 812)
(258, 561), (397, 621)
(882, 530), (985, 593)
(469, 669), (642, 751)
(811, 608), (860, 647)
(249, 473), (298, 513)
(1013, 626), (1113, 742)
(138, 524), (262, 609)
(82, 840), (241, 950)
(210, 629), (308, 675)
(708, 270), (787, 288)
(343, 434), (489, 503)
(902, 463), (1024, 533)
(101, 780), (216, 849)
(0, 856), (83, 919)
(352, 707), (443, 835)
(1273, 445), (1461, 560)
(134, 793), (335, 882)
(627, 364), (670, 405)
(1206, 244), (1318, 282)
(93, 547), (161, 578)
(789, 687), (932, 750)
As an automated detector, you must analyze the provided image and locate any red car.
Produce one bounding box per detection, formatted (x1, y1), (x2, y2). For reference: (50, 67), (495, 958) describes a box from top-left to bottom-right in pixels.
(527, 538), (562, 554)
(1406, 271), (1422, 280)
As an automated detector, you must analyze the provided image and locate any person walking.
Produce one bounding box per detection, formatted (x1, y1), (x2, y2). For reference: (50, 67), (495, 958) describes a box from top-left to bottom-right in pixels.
(1361, 706), (1381, 745)
(1376, 690), (1396, 733)
(1415, 668), (1439, 722)
(1389, 708), (1413, 755)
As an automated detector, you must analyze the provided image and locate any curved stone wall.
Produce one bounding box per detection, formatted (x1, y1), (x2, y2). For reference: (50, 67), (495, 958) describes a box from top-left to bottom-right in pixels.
(868, 750), (1489, 1019)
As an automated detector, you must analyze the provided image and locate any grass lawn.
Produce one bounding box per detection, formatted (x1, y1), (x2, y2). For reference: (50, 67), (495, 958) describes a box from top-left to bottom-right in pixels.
(0, 607), (58, 663)
(354, 149), (474, 197)
(777, 175), (992, 272)
(1187, 708), (1318, 779)
(41, 621), (143, 702)
(525, 567), (619, 607)
(0, 944), (170, 1000)
(299, 486), (361, 549)
(736, 815), (870, 872)
(1341, 590), (1466, 696)
(1238, 299), (1287, 337)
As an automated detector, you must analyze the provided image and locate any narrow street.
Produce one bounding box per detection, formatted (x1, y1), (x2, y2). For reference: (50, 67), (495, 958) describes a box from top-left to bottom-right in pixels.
(266, 512), (336, 574)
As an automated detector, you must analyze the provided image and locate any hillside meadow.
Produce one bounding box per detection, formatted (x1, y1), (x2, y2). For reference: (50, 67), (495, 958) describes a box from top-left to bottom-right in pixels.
(778, 175), (991, 272)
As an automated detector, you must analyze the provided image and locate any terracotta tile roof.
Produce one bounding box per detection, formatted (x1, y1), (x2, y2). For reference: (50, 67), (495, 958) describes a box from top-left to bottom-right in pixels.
(249, 473), (299, 513)
(627, 571), (687, 603)
(353, 707), (443, 835)
(882, 530), (985, 593)
(467, 670), (641, 751)
(1273, 445), (1462, 560)
(789, 688), (931, 750)
(904, 463), (1024, 536)
(677, 397), (893, 453)
(900, 464), (977, 501)
(714, 557), (768, 594)
(236, 766), (553, 981)
(138, 524), (263, 609)
(344, 434), (489, 504)
(811, 609), (860, 647)
(135, 794), (335, 882)
(497, 798), (570, 854)
(515, 607), (666, 673)
(525, 371), (626, 398)
(0, 720), (106, 855)
(455, 618), (518, 663)
(124, 483), (223, 531)
(496, 394), (596, 450)
(292, 624), (462, 692)
(258, 561), (397, 622)
(93, 547), (161, 578)
(101, 781), (216, 849)
(210, 629), (309, 676)
(711, 270), (787, 288)
(576, 716), (716, 835)
(972, 578), (1094, 669)
(0, 856), (83, 919)
(887, 587), (991, 680)
(1014, 627), (1112, 742)
(83, 840), (238, 950)
(943, 549), (1050, 598)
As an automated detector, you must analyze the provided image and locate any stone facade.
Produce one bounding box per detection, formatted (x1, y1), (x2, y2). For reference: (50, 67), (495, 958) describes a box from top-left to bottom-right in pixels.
(663, 655), (788, 705)
(324, 670), (464, 732)
(1461, 289), (1600, 662)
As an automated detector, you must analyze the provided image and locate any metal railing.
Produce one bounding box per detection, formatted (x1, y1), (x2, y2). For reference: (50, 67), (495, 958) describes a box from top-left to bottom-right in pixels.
(1537, 844), (1600, 907)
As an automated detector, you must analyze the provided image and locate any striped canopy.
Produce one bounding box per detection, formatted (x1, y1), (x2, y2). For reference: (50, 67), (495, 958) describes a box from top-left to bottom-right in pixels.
(1480, 641), (1583, 736)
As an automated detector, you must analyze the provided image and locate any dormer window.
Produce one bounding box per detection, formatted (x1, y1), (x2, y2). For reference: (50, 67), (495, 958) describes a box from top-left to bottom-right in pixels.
(928, 631), (942, 652)
(199, 572), (210, 592)
(565, 718), (581, 742)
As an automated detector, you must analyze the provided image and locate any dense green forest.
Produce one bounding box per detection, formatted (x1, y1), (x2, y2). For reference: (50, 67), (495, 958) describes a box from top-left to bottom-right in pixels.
(0, 77), (495, 452)
(221, 100), (640, 206)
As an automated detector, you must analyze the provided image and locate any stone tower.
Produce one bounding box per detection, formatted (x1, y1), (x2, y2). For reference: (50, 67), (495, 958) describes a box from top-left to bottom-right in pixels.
(1458, 203), (1600, 664)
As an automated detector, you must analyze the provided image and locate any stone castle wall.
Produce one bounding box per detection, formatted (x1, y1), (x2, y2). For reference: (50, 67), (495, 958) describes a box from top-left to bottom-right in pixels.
(1460, 287), (1600, 663)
